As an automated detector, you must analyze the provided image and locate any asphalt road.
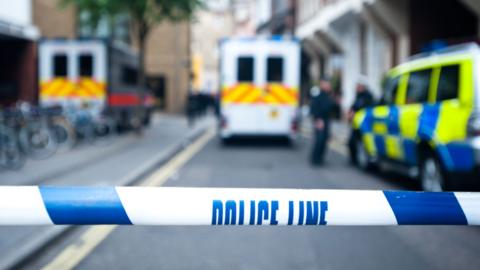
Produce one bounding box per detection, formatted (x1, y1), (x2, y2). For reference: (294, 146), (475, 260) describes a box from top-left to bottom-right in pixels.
(20, 131), (480, 270)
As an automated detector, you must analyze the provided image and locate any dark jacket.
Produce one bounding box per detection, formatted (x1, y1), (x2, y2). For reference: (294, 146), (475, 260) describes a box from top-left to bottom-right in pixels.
(351, 90), (374, 112)
(310, 90), (334, 122)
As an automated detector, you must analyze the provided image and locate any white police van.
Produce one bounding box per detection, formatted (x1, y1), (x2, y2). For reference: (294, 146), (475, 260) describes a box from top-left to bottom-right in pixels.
(219, 36), (300, 141)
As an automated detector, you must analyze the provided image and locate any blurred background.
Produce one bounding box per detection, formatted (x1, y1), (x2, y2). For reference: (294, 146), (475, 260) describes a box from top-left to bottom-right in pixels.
(1, 0), (480, 269)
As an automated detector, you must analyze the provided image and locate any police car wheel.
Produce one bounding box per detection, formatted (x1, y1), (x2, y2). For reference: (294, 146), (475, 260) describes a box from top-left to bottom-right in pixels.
(420, 156), (445, 192)
(356, 139), (370, 170)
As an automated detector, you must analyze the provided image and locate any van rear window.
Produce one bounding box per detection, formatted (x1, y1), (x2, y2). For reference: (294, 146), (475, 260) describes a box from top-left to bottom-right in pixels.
(53, 54), (68, 77)
(79, 54), (94, 77)
(267, 57), (283, 82)
(437, 65), (459, 101)
(237, 57), (254, 82)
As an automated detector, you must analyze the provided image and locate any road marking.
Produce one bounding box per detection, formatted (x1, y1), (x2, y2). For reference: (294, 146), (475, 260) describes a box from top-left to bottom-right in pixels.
(41, 128), (215, 270)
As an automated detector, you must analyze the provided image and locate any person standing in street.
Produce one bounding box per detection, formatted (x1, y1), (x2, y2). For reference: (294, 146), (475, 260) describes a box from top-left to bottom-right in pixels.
(309, 77), (335, 166)
(348, 76), (375, 163)
(186, 92), (198, 127)
(347, 76), (374, 121)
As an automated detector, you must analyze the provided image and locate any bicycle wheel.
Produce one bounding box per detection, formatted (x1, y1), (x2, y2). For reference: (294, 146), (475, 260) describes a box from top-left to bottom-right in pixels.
(19, 121), (58, 159)
(50, 117), (76, 152)
(0, 126), (25, 170)
(92, 117), (116, 146)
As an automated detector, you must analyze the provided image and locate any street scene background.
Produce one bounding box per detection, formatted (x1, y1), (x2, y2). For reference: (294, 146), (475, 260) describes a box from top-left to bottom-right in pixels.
(1, 0), (480, 269)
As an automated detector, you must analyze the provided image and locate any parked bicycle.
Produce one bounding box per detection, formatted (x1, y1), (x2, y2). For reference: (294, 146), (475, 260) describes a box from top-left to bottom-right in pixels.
(0, 102), (118, 171)
(0, 117), (25, 170)
(65, 106), (116, 146)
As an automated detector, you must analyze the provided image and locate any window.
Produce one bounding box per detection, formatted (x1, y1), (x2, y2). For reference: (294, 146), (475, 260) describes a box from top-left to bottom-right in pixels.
(79, 54), (94, 77)
(437, 65), (459, 101)
(53, 54), (68, 77)
(267, 57), (284, 82)
(122, 66), (138, 85)
(381, 76), (400, 105)
(237, 57), (254, 82)
(406, 69), (431, 104)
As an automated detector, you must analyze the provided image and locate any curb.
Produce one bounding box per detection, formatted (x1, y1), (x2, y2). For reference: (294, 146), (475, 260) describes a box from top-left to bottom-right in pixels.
(0, 123), (211, 270)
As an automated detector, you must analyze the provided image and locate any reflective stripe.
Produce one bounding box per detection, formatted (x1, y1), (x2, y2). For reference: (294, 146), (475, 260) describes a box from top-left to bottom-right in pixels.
(399, 104), (422, 139)
(436, 100), (470, 143)
(387, 106), (400, 135)
(374, 135), (386, 157)
(372, 106), (389, 135)
(40, 78), (106, 100)
(222, 83), (298, 105)
(385, 135), (404, 160)
(363, 133), (376, 156)
(108, 93), (141, 106)
(384, 191), (467, 225)
(403, 139), (418, 165)
(39, 187), (132, 225)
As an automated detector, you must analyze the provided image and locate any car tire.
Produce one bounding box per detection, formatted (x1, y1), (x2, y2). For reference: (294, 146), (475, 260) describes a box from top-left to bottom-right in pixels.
(420, 154), (447, 192)
(348, 136), (357, 165)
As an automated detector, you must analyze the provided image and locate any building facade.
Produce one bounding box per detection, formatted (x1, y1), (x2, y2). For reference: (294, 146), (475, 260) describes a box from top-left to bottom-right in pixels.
(257, 0), (296, 35)
(190, 0), (235, 94)
(0, 0), (39, 106)
(144, 21), (190, 113)
(296, 0), (480, 113)
(33, 0), (76, 39)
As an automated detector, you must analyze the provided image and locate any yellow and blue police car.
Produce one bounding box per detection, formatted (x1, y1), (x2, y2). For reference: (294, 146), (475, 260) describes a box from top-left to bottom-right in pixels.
(352, 43), (480, 191)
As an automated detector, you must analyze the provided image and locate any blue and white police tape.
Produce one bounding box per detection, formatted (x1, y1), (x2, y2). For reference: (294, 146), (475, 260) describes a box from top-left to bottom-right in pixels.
(0, 186), (479, 225)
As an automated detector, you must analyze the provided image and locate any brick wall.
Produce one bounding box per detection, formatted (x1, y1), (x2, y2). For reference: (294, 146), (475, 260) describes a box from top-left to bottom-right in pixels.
(33, 0), (76, 38)
(143, 22), (190, 113)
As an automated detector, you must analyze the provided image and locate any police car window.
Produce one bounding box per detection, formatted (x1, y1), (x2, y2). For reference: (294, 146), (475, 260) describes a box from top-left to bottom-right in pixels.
(237, 57), (254, 82)
(79, 54), (94, 77)
(267, 57), (283, 82)
(382, 76), (399, 105)
(406, 69), (431, 104)
(53, 54), (68, 77)
(437, 65), (459, 101)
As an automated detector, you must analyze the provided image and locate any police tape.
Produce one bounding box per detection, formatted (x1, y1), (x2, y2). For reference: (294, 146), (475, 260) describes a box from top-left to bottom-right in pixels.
(0, 186), (479, 226)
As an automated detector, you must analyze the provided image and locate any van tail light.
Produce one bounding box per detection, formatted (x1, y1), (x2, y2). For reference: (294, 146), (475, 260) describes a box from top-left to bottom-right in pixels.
(291, 118), (299, 133)
(220, 116), (228, 129)
(467, 112), (480, 137)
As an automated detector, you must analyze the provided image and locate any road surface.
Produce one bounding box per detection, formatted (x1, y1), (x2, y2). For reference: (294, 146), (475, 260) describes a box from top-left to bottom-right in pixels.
(18, 127), (480, 270)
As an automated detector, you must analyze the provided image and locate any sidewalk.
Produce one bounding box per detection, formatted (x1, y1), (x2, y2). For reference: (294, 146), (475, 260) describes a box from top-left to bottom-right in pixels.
(0, 114), (212, 186)
(0, 113), (215, 270)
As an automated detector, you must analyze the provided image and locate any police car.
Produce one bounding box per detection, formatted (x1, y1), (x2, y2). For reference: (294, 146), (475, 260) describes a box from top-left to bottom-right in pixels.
(351, 43), (480, 191)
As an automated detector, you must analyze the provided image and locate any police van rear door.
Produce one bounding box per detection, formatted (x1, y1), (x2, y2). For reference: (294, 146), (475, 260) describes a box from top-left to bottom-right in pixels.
(259, 39), (299, 135)
(220, 40), (261, 134)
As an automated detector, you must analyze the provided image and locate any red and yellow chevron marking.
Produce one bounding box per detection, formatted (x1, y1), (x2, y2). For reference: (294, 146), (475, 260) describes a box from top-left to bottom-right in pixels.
(221, 83), (298, 105)
(40, 77), (106, 100)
